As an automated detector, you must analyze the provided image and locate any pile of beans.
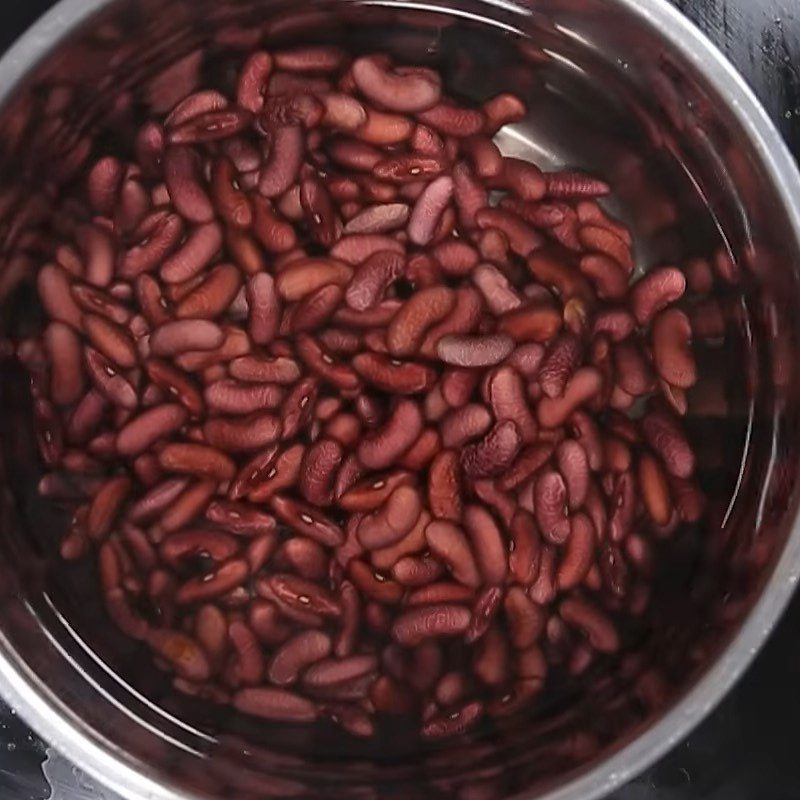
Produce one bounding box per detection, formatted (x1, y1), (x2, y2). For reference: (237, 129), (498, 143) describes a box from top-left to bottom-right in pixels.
(19, 43), (706, 740)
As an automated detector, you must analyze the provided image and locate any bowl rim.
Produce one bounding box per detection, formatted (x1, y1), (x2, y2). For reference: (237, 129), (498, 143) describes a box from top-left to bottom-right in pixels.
(0, 1), (799, 799)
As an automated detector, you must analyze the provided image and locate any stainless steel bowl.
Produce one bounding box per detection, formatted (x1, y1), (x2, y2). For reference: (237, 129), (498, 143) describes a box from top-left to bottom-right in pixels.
(0, 1), (799, 798)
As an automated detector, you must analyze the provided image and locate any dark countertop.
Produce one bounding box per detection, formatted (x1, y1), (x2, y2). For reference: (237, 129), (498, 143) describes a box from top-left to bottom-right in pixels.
(0, 1), (798, 798)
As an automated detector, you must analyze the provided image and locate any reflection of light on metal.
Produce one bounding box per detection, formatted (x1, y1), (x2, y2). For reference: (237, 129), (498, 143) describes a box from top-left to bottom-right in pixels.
(357, 0), (527, 33)
(552, 24), (595, 51)
(495, 126), (560, 164)
(542, 48), (588, 76)
(39, 594), (213, 750)
(43, 748), (124, 800)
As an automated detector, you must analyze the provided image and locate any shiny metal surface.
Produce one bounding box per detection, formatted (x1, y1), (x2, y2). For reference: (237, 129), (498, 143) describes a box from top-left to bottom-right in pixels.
(0, 1), (799, 799)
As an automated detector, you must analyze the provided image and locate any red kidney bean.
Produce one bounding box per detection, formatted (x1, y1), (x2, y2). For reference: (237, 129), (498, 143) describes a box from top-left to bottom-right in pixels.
(204, 412), (281, 452)
(421, 700), (483, 739)
(484, 366), (538, 443)
(152, 479), (216, 539)
(630, 266), (686, 325)
(357, 485), (422, 549)
(75, 224), (116, 289)
(263, 573), (341, 619)
(560, 598), (619, 654)
(638, 452), (672, 526)
(86, 476), (131, 541)
(116, 404), (188, 457)
(471, 264), (524, 317)
(437, 333), (514, 368)
(157, 442), (235, 481)
(538, 367), (603, 428)
(127, 477), (189, 524)
(357, 398), (422, 470)
(204, 380), (283, 416)
(538, 333), (582, 399)
(258, 126), (305, 197)
(641, 406), (695, 478)
(163, 146), (214, 224)
(234, 688), (317, 722)
(504, 586), (545, 650)
(460, 504), (507, 585)
(391, 604), (471, 646)
(338, 470), (413, 513)
(425, 521), (481, 588)
(452, 161), (488, 229)
(556, 439), (590, 510)
(427, 450), (463, 522)
(440, 367), (480, 408)
(268, 631), (332, 686)
(352, 352), (436, 395)
(534, 470), (570, 545)
(407, 175), (453, 246)
(37, 264), (83, 330)
(147, 629), (212, 681)
(44, 322), (84, 406)
(159, 529), (240, 568)
(299, 438), (344, 506)
(440, 403), (492, 448)
(399, 427), (441, 470)
(557, 513), (597, 590)
(651, 308), (697, 389)
(345, 250), (405, 311)
(461, 420), (522, 479)
(229, 354), (301, 385)
(83, 314), (138, 370)
(351, 56), (441, 113)
(176, 559), (250, 605)
(343, 203), (409, 235)
(270, 495), (344, 547)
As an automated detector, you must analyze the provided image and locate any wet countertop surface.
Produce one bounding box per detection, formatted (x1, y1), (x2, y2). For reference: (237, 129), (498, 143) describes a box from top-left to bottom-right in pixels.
(0, 0), (799, 798)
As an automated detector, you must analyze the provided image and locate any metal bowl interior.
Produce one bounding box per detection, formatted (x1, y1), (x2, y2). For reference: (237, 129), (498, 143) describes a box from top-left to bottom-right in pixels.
(0, 1), (799, 799)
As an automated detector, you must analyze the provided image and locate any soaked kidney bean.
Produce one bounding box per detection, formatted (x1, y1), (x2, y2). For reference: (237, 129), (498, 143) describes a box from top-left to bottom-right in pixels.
(24, 39), (706, 742)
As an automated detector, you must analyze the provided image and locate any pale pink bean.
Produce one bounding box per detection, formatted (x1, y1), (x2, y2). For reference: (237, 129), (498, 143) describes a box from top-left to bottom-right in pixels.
(407, 176), (454, 246)
(471, 263), (524, 314)
(437, 333), (514, 367)
(343, 203), (410, 234)
(352, 57), (442, 113)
